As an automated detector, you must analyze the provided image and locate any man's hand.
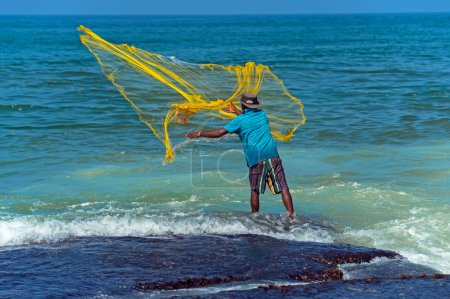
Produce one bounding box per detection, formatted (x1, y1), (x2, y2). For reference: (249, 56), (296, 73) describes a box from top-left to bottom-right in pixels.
(186, 131), (201, 138)
(225, 102), (242, 115)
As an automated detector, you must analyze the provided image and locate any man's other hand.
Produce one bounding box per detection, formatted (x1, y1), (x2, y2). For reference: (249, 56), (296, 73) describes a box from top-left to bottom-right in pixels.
(186, 132), (200, 138)
(225, 102), (241, 115)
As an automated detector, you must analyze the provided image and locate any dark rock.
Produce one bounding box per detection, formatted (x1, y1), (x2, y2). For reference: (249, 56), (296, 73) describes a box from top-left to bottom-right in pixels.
(0, 235), (444, 297)
(136, 275), (246, 290)
(290, 265), (343, 282)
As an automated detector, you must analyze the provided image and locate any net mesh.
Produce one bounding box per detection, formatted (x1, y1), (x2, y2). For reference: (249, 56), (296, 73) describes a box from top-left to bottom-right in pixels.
(78, 25), (306, 164)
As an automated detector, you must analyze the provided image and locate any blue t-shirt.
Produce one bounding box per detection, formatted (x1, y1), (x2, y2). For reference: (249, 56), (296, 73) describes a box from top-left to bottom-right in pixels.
(224, 109), (279, 167)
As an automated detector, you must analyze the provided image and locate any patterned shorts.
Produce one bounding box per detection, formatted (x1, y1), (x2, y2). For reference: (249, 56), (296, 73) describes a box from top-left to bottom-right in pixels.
(249, 156), (289, 195)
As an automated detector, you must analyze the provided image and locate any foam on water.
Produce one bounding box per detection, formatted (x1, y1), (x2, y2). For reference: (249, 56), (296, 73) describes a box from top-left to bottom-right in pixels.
(146, 281), (309, 298)
(291, 178), (450, 274)
(341, 210), (450, 273)
(338, 256), (438, 280)
(0, 213), (335, 248)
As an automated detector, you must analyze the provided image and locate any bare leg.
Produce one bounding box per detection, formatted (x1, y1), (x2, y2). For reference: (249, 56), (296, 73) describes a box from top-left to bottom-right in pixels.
(281, 189), (294, 220)
(250, 190), (260, 213)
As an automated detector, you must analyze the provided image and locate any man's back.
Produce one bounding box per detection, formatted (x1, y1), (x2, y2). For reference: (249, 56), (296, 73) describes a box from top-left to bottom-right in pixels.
(224, 109), (279, 167)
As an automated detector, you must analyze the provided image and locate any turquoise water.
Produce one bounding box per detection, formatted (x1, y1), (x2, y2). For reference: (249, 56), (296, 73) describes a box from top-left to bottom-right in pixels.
(1, 14), (449, 274)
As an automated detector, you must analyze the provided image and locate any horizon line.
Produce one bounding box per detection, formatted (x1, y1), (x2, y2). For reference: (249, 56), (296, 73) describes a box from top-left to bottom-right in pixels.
(1, 11), (450, 16)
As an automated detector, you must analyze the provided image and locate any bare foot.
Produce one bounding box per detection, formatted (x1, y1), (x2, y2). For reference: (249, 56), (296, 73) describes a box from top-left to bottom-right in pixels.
(288, 212), (295, 223)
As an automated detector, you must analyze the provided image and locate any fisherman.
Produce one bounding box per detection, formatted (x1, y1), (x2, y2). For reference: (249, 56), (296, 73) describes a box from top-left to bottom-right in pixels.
(186, 92), (295, 220)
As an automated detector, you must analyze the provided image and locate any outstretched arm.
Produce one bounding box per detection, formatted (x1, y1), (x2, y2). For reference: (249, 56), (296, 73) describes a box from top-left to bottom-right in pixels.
(186, 128), (228, 139)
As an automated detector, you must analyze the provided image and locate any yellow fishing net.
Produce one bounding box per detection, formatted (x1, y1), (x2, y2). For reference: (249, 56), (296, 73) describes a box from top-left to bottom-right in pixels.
(77, 25), (306, 164)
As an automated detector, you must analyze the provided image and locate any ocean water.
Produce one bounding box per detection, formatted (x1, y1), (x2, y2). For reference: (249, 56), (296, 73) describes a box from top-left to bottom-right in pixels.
(1, 14), (450, 296)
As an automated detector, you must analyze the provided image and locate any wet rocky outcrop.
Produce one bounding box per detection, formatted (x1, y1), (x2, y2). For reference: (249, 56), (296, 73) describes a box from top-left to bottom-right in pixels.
(0, 234), (445, 298)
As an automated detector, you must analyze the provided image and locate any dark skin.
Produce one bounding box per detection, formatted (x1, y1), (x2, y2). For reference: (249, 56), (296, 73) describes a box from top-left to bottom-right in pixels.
(186, 102), (295, 220)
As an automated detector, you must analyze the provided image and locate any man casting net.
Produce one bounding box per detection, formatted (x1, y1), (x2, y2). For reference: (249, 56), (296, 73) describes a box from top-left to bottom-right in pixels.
(78, 25), (306, 164)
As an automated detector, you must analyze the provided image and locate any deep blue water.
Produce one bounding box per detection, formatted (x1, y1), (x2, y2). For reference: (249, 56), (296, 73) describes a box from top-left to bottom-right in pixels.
(0, 14), (449, 297)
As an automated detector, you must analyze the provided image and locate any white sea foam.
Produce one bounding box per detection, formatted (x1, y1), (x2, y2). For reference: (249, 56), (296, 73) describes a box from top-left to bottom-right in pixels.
(338, 256), (401, 280)
(291, 181), (450, 274)
(338, 254), (441, 280)
(341, 210), (450, 274)
(149, 280), (309, 298)
(0, 214), (335, 248)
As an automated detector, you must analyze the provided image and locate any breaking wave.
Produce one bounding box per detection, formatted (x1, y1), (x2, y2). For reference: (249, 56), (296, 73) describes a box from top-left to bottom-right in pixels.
(0, 213), (335, 248)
